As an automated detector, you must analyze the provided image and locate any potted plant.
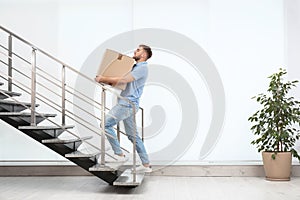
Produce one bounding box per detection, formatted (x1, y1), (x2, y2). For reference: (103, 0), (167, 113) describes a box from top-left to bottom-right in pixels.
(248, 68), (300, 181)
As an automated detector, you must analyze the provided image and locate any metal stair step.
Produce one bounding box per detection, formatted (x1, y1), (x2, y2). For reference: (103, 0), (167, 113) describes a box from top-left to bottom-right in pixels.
(89, 163), (119, 172)
(65, 151), (100, 158)
(0, 89), (21, 99)
(42, 136), (92, 151)
(113, 169), (145, 187)
(0, 99), (39, 112)
(18, 125), (74, 130)
(0, 112), (56, 117)
(42, 136), (92, 144)
(0, 100), (37, 106)
(0, 112), (56, 126)
(18, 125), (74, 137)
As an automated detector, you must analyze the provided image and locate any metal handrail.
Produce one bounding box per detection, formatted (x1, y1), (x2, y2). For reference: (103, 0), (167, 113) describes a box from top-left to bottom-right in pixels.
(1, 43), (138, 136)
(0, 51), (124, 141)
(0, 58), (135, 157)
(0, 49), (131, 137)
(0, 25), (141, 176)
(0, 26), (134, 105)
(0, 56), (131, 157)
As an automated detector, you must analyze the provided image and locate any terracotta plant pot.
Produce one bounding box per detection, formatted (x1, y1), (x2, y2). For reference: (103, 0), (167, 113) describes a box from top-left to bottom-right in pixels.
(262, 151), (292, 181)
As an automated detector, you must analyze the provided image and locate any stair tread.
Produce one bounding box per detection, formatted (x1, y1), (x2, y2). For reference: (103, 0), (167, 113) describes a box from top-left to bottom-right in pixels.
(65, 150), (100, 158)
(89, 163), (119, 172)
(0, 89), (21, 96)
(19, 125), (74, 130)
(113, 169), (145, 186)
(0, 112), (56, 117)
(42, 136), (93, 144)
(0, 99), (39, 106)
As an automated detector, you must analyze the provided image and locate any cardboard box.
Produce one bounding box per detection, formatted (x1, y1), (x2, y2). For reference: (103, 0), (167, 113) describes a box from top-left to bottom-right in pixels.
(97, 49), (135, 90)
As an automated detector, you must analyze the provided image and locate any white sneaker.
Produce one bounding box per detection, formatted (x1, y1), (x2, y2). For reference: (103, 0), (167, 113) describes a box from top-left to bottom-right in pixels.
(106, 155), (129, 163)
(132, 165), (152, 173)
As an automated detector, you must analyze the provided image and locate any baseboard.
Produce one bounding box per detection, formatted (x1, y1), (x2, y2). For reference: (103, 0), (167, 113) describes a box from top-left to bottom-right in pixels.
(0, 166), (91, 176)
(1, 165), (300, 177)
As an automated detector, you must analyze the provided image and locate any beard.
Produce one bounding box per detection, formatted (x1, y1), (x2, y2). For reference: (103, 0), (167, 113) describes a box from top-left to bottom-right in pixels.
(133, 55), (140, 61)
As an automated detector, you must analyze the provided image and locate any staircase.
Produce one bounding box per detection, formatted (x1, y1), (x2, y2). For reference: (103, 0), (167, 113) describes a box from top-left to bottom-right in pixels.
(0, 25), (145, 186)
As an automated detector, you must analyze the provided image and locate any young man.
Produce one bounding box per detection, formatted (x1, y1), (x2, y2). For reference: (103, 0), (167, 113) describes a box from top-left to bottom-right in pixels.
(95, 44), (152, 173)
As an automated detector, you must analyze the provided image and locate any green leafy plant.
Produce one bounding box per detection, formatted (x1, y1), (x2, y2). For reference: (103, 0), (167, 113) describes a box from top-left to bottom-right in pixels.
(248, 68), (300, 161)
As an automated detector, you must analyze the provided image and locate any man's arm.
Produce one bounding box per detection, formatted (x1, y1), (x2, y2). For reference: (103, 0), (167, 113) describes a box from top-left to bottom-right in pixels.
(95, 73), (135, 85)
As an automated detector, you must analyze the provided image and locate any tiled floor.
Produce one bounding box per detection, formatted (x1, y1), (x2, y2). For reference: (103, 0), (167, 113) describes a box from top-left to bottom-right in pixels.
(0, 176), (299, 200)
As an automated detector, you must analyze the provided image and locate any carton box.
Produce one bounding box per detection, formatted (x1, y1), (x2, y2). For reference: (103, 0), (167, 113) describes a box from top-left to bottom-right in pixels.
(97, 49), (135, 90)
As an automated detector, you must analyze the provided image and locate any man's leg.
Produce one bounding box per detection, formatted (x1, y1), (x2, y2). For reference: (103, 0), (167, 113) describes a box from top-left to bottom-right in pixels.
(105, 104), (132, 156)
(123, 109), (150, 165)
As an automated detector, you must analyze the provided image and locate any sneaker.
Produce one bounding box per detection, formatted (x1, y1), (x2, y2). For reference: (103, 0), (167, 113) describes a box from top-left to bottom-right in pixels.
(106, 155), (129, 163)
(132, 165), (152, 173)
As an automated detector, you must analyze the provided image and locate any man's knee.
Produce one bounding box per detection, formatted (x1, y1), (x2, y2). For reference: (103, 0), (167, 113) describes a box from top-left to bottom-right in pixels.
(127, 134), (135, 142)
(104, 116), (116, 128)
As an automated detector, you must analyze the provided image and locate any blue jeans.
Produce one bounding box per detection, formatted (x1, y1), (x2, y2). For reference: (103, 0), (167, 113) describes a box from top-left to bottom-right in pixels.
(105, 103), (150, 164)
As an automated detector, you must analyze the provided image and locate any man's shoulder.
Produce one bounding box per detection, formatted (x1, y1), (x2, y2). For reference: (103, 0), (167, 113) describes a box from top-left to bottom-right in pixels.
(133, 62), (148, 72)
(136, 61), (148, 67)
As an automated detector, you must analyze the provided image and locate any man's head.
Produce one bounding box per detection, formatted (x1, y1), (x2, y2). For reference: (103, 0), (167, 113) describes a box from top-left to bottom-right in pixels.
(133, 44), (152, 62)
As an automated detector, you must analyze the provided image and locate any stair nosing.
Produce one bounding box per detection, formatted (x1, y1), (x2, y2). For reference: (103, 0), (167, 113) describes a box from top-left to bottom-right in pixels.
(18, 125), (74, 130)
(65, 150), (100, 158)
(0, 112), (56, 117)
(89, 163), (117, 172)
(0, 100), (39, 106)
(42, 136), (93, 144)
(0, 89), (21, 96)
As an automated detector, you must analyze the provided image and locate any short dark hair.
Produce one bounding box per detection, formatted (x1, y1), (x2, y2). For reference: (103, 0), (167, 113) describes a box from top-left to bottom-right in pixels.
(140, 44), (152, 59)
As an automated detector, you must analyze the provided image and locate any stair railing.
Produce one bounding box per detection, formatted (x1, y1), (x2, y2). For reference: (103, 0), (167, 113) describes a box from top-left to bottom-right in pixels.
(0, 50), (120, 159)
(0, 25), (143, 180)
(0, 50), (134, 155)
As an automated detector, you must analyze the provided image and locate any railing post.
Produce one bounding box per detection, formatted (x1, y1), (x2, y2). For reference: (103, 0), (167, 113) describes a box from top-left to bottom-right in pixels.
(30, 48), (37, 126)
(100, 88), (106, 165)
(141, 108), (144, 142)
(117, 123), (121, 141)
(132, 105), (137, 182)
(8, 34), (12, 91)
(62, 65), (66, 126)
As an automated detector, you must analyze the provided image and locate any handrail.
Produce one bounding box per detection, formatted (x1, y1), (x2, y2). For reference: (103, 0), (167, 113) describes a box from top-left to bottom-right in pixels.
(0, 48), (129, 134)
(0, 63), (116, 140)
(0, 25), (135, 106)
(0, 55), (131, 155)
(1, 41), (140, 134)
(0, 53), (134, 152)
(0, 25), (142, 175)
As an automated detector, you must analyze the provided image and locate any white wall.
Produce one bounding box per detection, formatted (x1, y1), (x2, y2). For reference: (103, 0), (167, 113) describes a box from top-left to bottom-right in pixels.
(0, 0), (296, 165)
(286, 0), (300, 91)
